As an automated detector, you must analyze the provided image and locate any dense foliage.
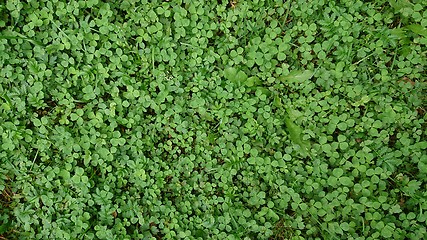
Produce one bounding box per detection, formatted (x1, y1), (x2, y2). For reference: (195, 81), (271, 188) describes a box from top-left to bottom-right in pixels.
(1, 0), (426, 239)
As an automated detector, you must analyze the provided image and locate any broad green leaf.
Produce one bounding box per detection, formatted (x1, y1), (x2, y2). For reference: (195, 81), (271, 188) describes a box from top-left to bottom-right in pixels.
(224, 67), (238, 81)
(389, 28), (407, 40)
(284, 116), (311, 157)
(31, 82), (43, 93)
(273, 95), (282, 107)
(418, 155), (427, 174)
(381, 225), (394, 238)
(224, 67), (250, 87)
(406, 24), (427, 37)
(339, 176), (353, 186)
(82, 85), (96, 100)
(0, 32), (45, 46)
(255, 87), (272, 97)
(279, 70), (313, 84)
(251, 77), (262, 87)
(332, 168), (344, 178)
(235, 70), (248, 84)
(388, 0), (412, 12)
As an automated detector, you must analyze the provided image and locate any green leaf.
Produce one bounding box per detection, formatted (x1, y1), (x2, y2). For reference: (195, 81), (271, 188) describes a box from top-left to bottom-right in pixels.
(406, 24), (427, 37)
(332, 168), (344, 178)
(224, 67), (238, 81)
(389, 0), (412, 12)
(279, 70), (313, 84)
(0, 31), (45, 46)
(389, 28), (407, 40)
(224, 67), (249, 86)
(235, 70), (248, 83)
(243, 209), (251, 218)
(284, 116), (310, 157)
(82, 85), (96, 100)
(59, 169), (70, 180)
(418, 155), (427, 174)
(31, 82), (43, 93)
(339, 176), (353, 186)
(404, 180), (421, 196)
(381, 224), (394, 238)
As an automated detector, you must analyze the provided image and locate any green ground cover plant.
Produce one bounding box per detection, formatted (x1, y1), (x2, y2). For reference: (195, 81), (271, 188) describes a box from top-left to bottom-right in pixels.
(1, 0), (426, 239)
